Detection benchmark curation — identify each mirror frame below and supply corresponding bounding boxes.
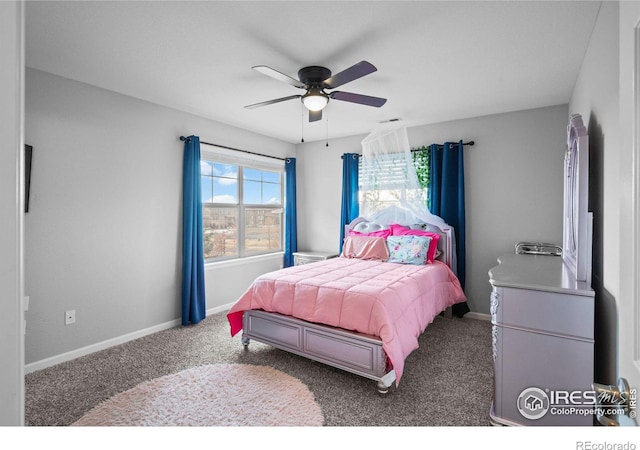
[562,114,592,283]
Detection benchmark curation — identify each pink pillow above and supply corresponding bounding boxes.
[341,236,390,261]
[389,224,440,262]
[348,228,391,239]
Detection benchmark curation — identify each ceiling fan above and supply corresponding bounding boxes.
[244,60,387,122]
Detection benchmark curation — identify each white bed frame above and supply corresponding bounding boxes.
[240,214,456,393]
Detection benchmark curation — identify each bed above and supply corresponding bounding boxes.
[227,212,467,393]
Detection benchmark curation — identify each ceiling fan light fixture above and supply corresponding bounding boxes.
[302,91,329,111]
[246,62,386,123]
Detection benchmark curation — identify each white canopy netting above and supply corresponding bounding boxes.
[359,124,446,228]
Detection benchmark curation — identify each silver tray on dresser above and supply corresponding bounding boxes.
[515,242,562,256]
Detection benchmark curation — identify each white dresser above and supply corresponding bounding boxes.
[489,253,595,426]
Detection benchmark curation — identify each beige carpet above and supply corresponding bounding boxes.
[71,363,324,426]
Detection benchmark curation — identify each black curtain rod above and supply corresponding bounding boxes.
[342,141,475,158]
[179,136,288,162]
[411,141,475,152]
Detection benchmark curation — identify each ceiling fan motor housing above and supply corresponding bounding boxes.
[298,66,332,87]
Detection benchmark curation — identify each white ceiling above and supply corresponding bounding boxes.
[25,1,602,144]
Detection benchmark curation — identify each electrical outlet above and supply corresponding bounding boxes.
[65,310,76,325]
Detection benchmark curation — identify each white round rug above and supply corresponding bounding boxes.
[72,364,324,426]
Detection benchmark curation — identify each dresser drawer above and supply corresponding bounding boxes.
[493,286,594,340]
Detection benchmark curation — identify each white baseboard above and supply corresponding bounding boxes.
[464,311,491,321]
[25,302,235,374]
[25,302,488,373]
[206,302,234,317]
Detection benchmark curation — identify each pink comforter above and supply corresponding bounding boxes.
[227,257,466,383]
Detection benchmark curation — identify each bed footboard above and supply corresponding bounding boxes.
[241,310,396,393]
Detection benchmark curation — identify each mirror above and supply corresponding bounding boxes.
[562,114,592,283]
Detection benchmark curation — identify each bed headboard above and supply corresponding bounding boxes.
[345,214,456,271]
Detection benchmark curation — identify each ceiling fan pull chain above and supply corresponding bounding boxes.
[326,112,329,147]
[300,103,305,143]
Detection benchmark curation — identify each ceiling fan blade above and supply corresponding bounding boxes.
[252,66,306,89]
[244,95,301,109]
[309,109,322,122]
[329,91,387,107]
[322,61,377,89]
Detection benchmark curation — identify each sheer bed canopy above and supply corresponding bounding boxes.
[356,124,470,317]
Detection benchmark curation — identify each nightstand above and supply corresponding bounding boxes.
[293,251,339,266]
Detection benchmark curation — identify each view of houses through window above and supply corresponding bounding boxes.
[201,157,283,261]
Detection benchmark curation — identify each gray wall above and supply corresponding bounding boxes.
[24,68,295,367]
[568,1,619,385]
[296,134,365,254]
[297,104,568,315]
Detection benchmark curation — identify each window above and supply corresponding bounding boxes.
[200,151,284,261]
[357,147,430,212]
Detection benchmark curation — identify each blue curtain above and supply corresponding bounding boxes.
[429,141,470,318]
[340,153,360,252]
[283,158,298,268]
[181,135,206,326]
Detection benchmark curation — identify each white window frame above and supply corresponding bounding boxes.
[201,145,284,262]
